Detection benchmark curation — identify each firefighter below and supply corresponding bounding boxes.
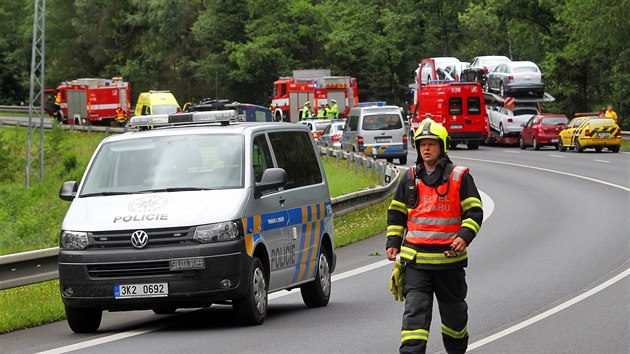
[330,99,339,118]
[54,91,63,123]
[386,118,483,354]
[301,101,312,120]
[116,107,126,126]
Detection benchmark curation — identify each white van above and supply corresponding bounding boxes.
[341,104,408,164]
[57,111,335,332]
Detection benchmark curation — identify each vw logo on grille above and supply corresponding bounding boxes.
[131,230,149,249]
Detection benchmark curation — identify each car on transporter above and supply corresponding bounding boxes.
[57,111,336,333]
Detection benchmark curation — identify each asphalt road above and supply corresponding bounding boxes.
[1,144,628,354]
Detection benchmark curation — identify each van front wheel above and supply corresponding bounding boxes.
[300,248,331,308]
[65,305,102,333]
[234,257,267,325]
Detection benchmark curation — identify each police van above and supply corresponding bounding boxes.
[57,111,335,333]
[341,103,408,165]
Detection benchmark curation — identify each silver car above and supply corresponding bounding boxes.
[487,104,539,137]
[487,61,545,98]
[461,55,512,90]
[318,121,345,148]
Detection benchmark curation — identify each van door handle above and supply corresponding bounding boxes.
[279,198,285,204]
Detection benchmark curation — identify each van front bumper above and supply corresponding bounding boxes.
[59,240,250,310]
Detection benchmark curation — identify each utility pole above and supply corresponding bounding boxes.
[26,0,46,187]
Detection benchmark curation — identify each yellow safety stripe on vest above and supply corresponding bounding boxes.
[388,199,408,215]
[460,196,482,212]
[408,217,461,225]
[387,225,405,238]
[401,328,429,342]
[400,246,468,264]
[451,165,467,181]
[441,323,467,339]
[461,218,480,234]
[406,230,458,240]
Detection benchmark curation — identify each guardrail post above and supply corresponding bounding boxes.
[354,155,359,174]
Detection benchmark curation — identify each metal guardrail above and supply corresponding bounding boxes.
[0,148,401,290]
[0,118,128,133]
[0,105,33,113]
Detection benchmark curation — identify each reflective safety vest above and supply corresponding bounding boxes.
[301,106,312,119]
[400,165,469,266]
[116,108,125,122]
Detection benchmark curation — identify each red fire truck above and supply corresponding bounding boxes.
[45,77,131,125]
[408,81,488,150]
[270,69,359,122]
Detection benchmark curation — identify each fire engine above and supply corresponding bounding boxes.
[408,81,487,150]
[270,69,359,123]
[45,77,131,125]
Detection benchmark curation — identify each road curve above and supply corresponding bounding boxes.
[0,145,628,353]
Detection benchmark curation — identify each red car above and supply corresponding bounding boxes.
[519,114,569,150]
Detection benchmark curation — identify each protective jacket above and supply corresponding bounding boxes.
[386,160,483,269]
[301,106,312,119]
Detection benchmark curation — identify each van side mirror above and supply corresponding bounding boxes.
[255,168,288,198]
[59,181,78,201]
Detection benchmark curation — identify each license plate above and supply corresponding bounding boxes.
[596,132,610,138]
[551,138,558,143]
[450,124,463,129]
[114,283,168,299]
[170,257,205,271]
[375,137,391,143]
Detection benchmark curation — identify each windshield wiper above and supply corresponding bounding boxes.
[80,191,133,198]
[137,187,214,193]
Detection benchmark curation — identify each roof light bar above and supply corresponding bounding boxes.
[129,110,238,128]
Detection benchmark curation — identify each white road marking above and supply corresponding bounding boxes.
[40,159,628,353]
[503,150,520,153]
[593,159,610,163]
[468,268,630,350]
[548,154,564,158]
[452,156,630,192]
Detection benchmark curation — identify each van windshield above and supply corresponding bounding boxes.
[361,114,403,130]
[151,104,179,115]
[80,134,244,196]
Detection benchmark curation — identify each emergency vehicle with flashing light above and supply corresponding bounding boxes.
[408,81,487,150]
[270,69,359,123]
[57,110,336,333]
[45,77,131,125]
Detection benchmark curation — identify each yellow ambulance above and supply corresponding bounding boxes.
[134,90,181,116]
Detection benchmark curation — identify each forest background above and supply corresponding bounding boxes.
[0,0,628,129]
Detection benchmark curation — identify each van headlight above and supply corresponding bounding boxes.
[193,220,243,243]
[60,231,89,250]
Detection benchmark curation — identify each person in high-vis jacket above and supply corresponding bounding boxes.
[386,118,483,354]
[301,101,312,120]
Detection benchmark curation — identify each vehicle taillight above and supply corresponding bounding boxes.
[508,118,513,123]
[403,134,408,144]
[584,129,590,136]
[616,130,621,137]
[358,136,364,146]
[331,135,340,142]
[482,67,489,73]
[508,75,514,80]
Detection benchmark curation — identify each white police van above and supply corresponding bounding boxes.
[58,111,335,333]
